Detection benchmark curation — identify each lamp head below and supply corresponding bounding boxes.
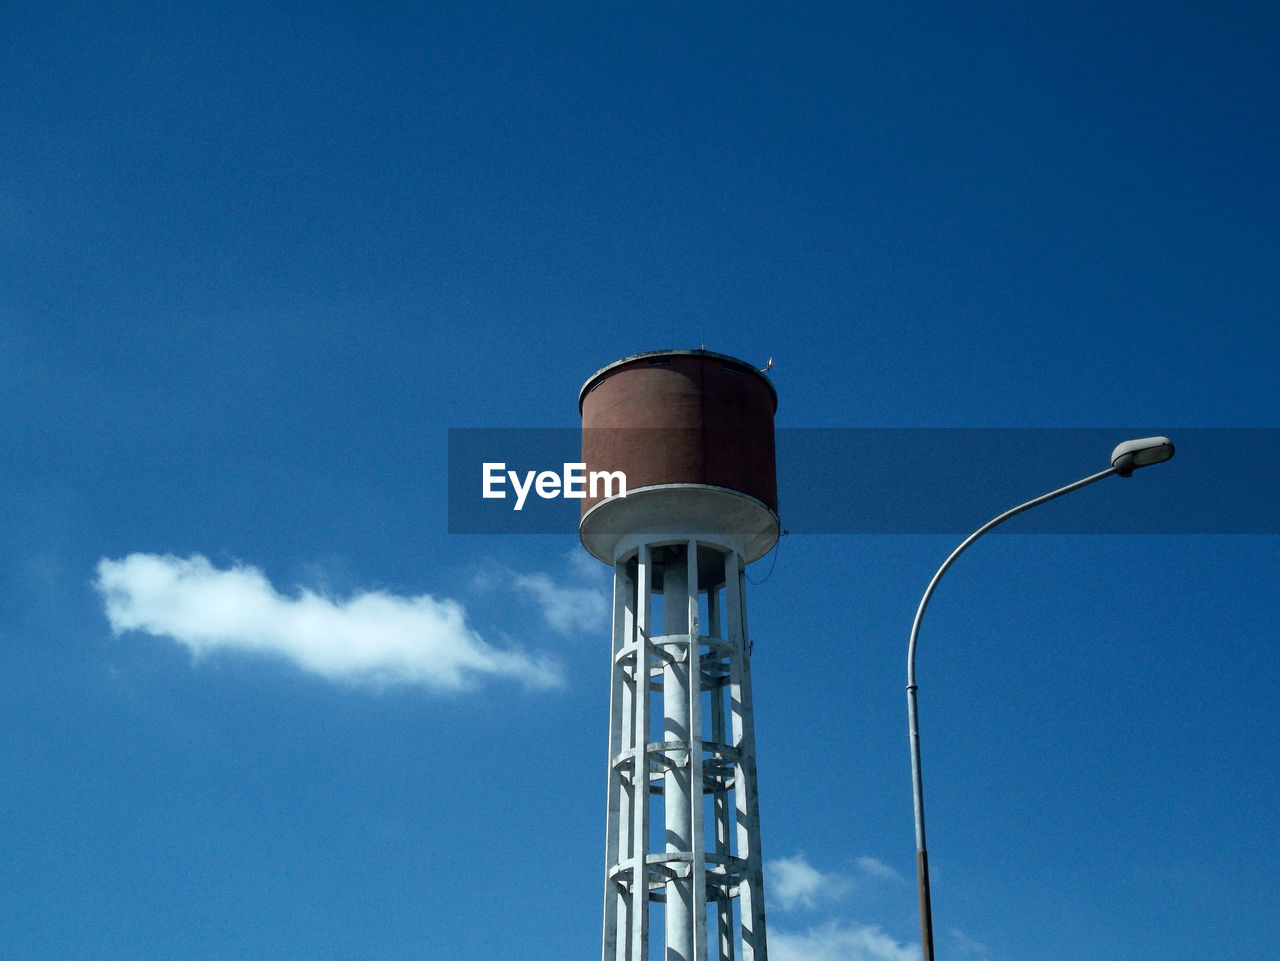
[1110,436,1175,477]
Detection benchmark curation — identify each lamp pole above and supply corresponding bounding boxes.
[907,436,1174,961]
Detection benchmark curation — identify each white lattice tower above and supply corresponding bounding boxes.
[579,350,778,961]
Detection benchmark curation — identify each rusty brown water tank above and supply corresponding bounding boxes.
[578,349,779,563]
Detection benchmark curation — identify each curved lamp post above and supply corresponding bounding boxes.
[907,436,1174,961]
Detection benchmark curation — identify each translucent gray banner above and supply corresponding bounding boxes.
[448,429,1279,534]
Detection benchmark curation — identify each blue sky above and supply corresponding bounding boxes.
[2,2,1276,960]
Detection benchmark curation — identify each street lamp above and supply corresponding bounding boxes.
[906,436,1174,961]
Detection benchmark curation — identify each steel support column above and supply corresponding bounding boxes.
[602,532,769,961]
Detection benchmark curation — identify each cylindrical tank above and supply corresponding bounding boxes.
[578,349,779,563]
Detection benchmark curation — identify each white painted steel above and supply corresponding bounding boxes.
[580,486,780,565]
[663,546,695,961]
[601,528,769,961]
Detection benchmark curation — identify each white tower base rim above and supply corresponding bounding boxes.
[580,484,780,565]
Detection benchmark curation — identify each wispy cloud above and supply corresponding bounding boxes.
[949,927,991,958]
[489,550,610,636]
[767,853,923,961]
[855,855,906,884]
[768,853,853,910]
[95,553,561,691]
[769,920,918,961]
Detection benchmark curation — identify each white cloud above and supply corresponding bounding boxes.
[508,550,611,636]
[769,920,918,961]
[768,853,853,910]
[949,927,990,958]
[767,854,969,961]
[855,855,906,884]
[95,553,561,691]
[512,571,608,635]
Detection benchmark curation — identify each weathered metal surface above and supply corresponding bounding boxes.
[578,350,778,518]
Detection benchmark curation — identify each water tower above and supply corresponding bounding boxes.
[579,349,778,961]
